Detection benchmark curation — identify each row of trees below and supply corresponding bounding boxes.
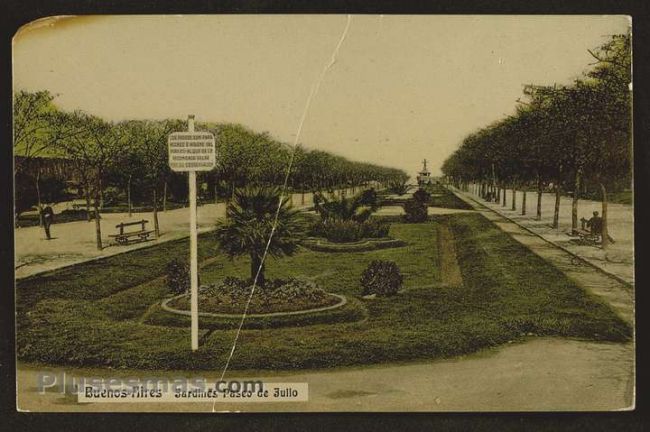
[13,92,408,249]
[442,34,631,248]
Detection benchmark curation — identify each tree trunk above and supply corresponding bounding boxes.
[99,177,104,209]
[127,175,132,217]
[511,188,516,211]
[536,175,543,221]
[502,186,507,207]
[301,186,305,205]
[214,184,218,204]
[553,185,561,229]
[600,183,609,249]
[35,170,43,227]
[85,183,92,222]
[571,168,582,233]
[93,192,102,250]
[521,190,527,215]
[163,181,168,212]
[251,253,265,287]
[153,188,160,237]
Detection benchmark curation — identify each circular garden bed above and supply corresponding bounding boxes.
[301,237,406,252]
[144,277,366,329]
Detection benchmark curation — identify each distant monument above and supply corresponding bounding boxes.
[417,159,432,186]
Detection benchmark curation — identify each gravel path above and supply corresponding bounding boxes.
[16,338,634,412]
[14,189,352,279]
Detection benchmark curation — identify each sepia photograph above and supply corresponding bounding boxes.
[12,14,634,412]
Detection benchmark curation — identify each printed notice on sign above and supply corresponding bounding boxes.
[168,132,216,172]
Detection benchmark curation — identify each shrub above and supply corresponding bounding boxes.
[102,186,126,207]
[360,260,403,296]
[165,258,190,295]
[314,193,377,222]
[309,219,390,243]
[403,199,428,223]
[412,188,431,204]
[17,208,96,227]
[387,180,410,195]
[363,218,391,238]
[358,188,379,208]
[310,220,364,242]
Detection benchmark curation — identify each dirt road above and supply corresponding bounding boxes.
[16,337,634,412]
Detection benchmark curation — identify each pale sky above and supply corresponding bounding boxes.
[13,15,630,177]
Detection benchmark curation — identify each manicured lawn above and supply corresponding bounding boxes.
[16,213,631,371]
[425,183,474,210]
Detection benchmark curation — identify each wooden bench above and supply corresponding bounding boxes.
[109,219,154,245]
[572,221,615,245]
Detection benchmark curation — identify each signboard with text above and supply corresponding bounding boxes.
[168,132,216,172]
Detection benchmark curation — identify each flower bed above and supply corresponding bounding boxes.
[144,295,365,330]
[309,219,390,243]
[301,237,406,253]
[167,277,339,314]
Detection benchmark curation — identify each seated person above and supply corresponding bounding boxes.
[586,211,603,238]
[586,211,615,243]
[587,212,603,238]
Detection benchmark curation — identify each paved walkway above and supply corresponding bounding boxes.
[15,203,226,279]
[451,187,634,326]
[463,185,634,285]
[16,337,634,412]
[14,189,353,279]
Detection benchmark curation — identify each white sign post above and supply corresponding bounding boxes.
[168,115,216,351]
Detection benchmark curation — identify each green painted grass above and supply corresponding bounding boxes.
[16,213,630,371]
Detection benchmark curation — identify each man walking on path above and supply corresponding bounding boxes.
[41,206,54,240]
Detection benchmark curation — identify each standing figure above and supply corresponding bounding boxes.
[41,205,55,240]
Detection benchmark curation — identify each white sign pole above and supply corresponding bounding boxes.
[188,115,199,351]
[167,117,215,351]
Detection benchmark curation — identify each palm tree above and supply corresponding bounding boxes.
[313,190,379,222]
[215,187,304,286]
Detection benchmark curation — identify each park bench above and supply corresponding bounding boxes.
[109,219,154,245]
[570,217,615,246]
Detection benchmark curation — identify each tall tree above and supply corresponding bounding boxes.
[55,112,124,249]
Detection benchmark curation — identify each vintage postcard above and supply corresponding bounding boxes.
[12,15,634,412]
